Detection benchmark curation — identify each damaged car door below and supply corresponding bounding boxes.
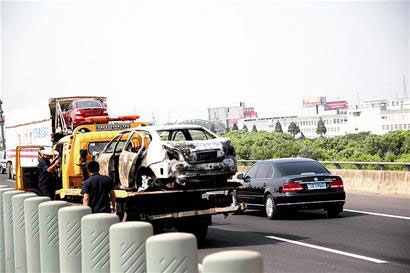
[96,134,125,184]
[118,131,148,189]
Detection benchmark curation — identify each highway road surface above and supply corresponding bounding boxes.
[1,174,409,273]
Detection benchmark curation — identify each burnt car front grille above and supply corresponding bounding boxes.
[196,151,218,162]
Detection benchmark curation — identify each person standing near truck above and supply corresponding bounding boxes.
[38,147,60,199]
[81,161,116,213]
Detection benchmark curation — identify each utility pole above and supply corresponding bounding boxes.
[0,100,5,150]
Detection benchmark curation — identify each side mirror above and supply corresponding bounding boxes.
[237,173,244,180]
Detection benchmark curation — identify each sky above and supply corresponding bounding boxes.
[1,0,409,123]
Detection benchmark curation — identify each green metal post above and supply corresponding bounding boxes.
[202,250,263,273]
[12,192,36,273]
[3,190,23,272]
[146,232,198,273]
[58,206,91,273]
[109,221,153,273]
[0,188,13,273]
[39,200,69,273]
[81,213,119,273]
[24,196,50,273]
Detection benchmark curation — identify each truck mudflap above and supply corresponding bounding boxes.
[141,203,247,221]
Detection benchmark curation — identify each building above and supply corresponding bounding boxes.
[207,102,258,128]
[237,98,410,137]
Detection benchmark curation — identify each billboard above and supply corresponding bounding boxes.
[303,96,326,107]
[325,101,348,111]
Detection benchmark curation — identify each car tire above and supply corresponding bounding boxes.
[326,205,343,218]
[265,194,281,220]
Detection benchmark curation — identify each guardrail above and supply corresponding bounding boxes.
[238,160,410,171]
[0,186,264,273]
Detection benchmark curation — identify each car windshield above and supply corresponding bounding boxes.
[157,128,216,141]
[76,100,102,108]
[276,161,329,176]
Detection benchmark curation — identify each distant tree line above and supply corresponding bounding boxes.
[219,130,410,170]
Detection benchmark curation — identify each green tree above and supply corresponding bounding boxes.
[225,126,230,132]
[242,125,249,132]
[299,132,306,139]
[316,117,327,136]
[232,123,239,131]
[287,122,300,137]
[274,121,283,133]
[252,125,258,132]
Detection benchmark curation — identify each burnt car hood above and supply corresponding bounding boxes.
[163,139,231,163]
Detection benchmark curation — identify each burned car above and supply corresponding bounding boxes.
[95,125,237,191]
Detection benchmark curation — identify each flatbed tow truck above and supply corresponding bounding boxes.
[14,117,245,240]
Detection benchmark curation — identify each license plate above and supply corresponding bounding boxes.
[307,182,327,190]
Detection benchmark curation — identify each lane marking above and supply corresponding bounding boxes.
[266,235,388,264]
[344,209,410,220]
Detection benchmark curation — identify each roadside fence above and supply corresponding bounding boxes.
[238,160,410,171]
[0,187,264,273]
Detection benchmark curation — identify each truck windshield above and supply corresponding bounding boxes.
[89,142,110,154]
[77,100,102,108]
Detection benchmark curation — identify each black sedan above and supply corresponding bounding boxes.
[236,158,346,219]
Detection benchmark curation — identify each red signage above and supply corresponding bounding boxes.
[303,96,326,107]
[325,101,348,111]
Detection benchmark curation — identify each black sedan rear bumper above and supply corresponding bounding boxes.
[275,191,346,210]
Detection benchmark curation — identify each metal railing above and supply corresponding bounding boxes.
[238,160,410,171]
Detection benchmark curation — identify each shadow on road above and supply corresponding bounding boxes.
[200,227,309,249]
[239,208,364,220]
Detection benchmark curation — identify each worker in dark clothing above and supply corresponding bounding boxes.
[38,147,60,200]
[81,161,116,213]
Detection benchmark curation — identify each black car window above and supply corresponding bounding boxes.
[246,165,259,178]
[276,161,329,176]
[255,163,272,178]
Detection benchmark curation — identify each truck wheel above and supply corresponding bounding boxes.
[265,194,281,220]
[176,216,209,243]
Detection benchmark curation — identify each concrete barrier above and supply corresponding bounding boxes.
[202,250,263,273]
[1,196,264,273]
[237,166,410,196]
[3,190,23,272]
[330,169,410,196]
[24,196,50,273]
[146,232,198,273]
[58,206,91,273]
[12,192,37,273]
[81,213,119,273]
[39,200,69,273]
[0,188,13,273]
[109,222,153,273]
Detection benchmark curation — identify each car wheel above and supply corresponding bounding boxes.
[326,205,343,218]
[265,194,281,220]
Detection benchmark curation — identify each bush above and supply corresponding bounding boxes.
[222,130,410,170]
